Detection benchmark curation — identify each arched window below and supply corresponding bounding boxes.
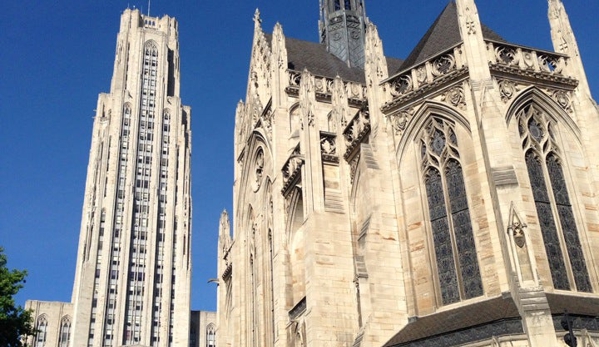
[35,316,48,347]
[344,0,352,10]
[206,324,216,347]
[420,117,483,305]
[518,103,592,292]
[59,316,71,347]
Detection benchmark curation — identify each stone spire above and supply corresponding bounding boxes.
[548,0,591,96]
[319,0,368,68]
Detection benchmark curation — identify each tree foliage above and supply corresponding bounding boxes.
[0,247,35,347]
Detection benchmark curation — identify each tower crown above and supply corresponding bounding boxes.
[319,0,367,68]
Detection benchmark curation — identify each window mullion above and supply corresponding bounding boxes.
[441,164,465,300]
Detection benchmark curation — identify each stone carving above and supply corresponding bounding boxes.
[384,48,464,112]
[349,154,360,184]
[492,42,568,78]
[253,149,265,192]
[497,79,518,103]
[549,89,573,113]
[344,108,370,146]
[281,145,303,195]
[320,132,338,163]
[508,219,527,248]
[442,86,466,109]
[389,107,415,136]
[343,106,370,160]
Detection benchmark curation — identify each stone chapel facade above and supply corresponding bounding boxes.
[216,0,599,346]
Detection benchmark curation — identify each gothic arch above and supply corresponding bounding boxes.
[59,316,72,347]
[34,314,49,347]
[237,131,273,209]
[396,101,471,162]
[507,93,593,292]
[505,87,581,144]
[144,40,159,52]
[395,106,484,309]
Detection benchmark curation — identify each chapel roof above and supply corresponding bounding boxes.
[278,35,403,83]
[398,2,506,71]
[268,1,509,84]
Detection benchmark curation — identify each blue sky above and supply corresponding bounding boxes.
[1,1,597,312]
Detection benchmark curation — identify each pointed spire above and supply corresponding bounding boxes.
[254,8,262,31]
[455,0,492,82]
[319,0,368,68]
[548,0,591,95]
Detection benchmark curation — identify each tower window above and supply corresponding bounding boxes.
[420,117,483,305]
[35,316,48,347]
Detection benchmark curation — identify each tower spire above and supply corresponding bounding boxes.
[548,0,591,96]
[319,0,368,68]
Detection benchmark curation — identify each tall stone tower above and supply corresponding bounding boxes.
[217,0,599,346]
[319,0,367,67]
[69,8,192,347]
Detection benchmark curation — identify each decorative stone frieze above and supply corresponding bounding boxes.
[281,144,304,196]
[382,46,469,113]
[343,106,371,160]
[320,131,338,163]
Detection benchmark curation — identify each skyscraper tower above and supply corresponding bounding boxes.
[69,8,192,347]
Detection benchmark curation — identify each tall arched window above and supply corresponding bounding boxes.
[59,316,71,347]
[344,0,352,10]
[420,117,483,305]
[35,316,48,347]
[518,103,592,292]
[206,324,216,347]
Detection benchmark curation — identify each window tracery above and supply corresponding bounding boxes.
[518,103,592,292]
[59,317,72,347]
[35,315,48,347]
[420,117,483,305]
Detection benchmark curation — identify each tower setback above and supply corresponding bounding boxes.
[26,9,193,347]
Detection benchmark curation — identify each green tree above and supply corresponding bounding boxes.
[0,247,35,347]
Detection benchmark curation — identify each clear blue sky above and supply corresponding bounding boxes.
[1,1,597,312]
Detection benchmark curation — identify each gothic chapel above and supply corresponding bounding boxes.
[216,0,599,346]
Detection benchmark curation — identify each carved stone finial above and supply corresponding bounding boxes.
[253,8,262,26]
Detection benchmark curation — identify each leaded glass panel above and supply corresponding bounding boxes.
[526,152,569,290]
[547,155,592,292]
[446,161,483,299]
[426,168,459,305]
[421,117,483,306]
[518,102,592,293]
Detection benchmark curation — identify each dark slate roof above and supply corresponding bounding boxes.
[383,296,521,347]
[266,34,404,83]
[399,2,505,71]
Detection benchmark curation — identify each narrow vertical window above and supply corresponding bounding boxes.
[35,316,48,347]
[344,0,352,10]
[206,324,216,347]
[334,0,341,11]
[421,117,483,305]
[518,103,592,292]
[59,317,72,347]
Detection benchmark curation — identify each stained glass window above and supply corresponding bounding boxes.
[421,117,483,305]
[518,103,592,292]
